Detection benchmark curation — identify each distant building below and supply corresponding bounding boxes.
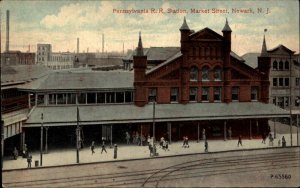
[36,44,52,65]
[1,51,35,65]
[36,44,74,70]
[243,44,300,115]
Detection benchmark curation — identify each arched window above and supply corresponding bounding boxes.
[202,66,209,81]
[279,61,284,70]
[273,61,278,70]
[190,66,198,81]
[285,61,289,70]
[214,67,222,81]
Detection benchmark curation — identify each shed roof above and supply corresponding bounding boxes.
[17,70,134,91]
[24,102,289,127]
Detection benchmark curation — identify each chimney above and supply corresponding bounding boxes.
[77,38,79,53]
[102,34,104,53]
[6,10,9,52]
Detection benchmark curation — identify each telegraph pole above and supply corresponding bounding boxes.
[152,100,156,146]
[40,113,43,166]
[76,107,80,163]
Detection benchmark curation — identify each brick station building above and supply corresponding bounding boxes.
[9,18,289,151]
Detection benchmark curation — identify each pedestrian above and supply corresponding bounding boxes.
[27,155,32,168]
[278,139,281,147]
[204,140,208,152]
[237,135,242,147]
[13,147,18,160]
[114,144,118,159]
[23,144,28,158]
[186,136,189,148]
[262,132,266,144]
[228,127,232,140]
[182,136,186,148]
[269,134,274,146]
[160,137,164,148]
[202,129,206,141]
[101,141,107,154]
[149,144,153,157]
[91,141,95,154]
[282,136,286,147]
[125,132,130,145]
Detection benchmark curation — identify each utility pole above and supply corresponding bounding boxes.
[289,54,293,146]
[76,107,80,163]
[40,113,43,166]
[152,99,156,146]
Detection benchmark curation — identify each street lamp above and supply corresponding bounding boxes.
[40,113,43,166]
[152,98,156,146]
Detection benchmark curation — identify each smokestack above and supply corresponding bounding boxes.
[77,38,79,53]
[102,34,104,53]
[6,10,9,52]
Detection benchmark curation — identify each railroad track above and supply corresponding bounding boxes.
[3,150,300,187]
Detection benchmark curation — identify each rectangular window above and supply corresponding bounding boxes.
[277,97,284,108]
[106,92,115,103]
[279,78,284,86]
[57,93,67,104]
[251,87,258,101]
[48,94,56,105]
[296,78,300,86]
[116,92,125,103]
[295,97,300,107]
[214,87,222,101]
[201,87,209,101]
[148,88,157,102]
[78,93,86,104]
[125,91,133,103]
[273,78,277,87]
[189,87,198,101]
[37,95,45,105]
[87,93,96,104]
[67,93,76,104]
[273,97,276,105]
[284,78,289,87]
[170,88,179,102]
[97,93,105,103]
[232,87,239,101]
[284,96,289,108]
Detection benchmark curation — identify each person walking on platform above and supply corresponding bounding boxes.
[125,132,130,145]
[204,140,208,152]
[237,135,242,147]
[114,144,118,159]
[282,136,286,147]
[101,141,107,154]
[91,141,95,154]
[27,155,32,168]
[13,147,18,160]
[228,127,232,140]
[262,132,266,144]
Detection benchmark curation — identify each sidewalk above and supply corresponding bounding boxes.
[3,132,299,170]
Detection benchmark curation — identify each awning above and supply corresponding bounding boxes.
[2,109,28,126]
[23,102,290,127]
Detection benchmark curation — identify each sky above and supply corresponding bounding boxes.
[0,0,299,56]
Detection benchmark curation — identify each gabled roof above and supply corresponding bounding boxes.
[123,47,180,62]
[189,27,224,41]
[242,53,261,69]
[146,51,182,74]
[268,44,295,54]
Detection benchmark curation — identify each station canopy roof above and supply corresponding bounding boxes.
[24,102,289,127]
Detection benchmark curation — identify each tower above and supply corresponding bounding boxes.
[257,29,271,103]
[222,18,232,103]
[133,32,147,107]
[179,17,191,104]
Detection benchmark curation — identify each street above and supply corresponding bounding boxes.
[2,147,300,187]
